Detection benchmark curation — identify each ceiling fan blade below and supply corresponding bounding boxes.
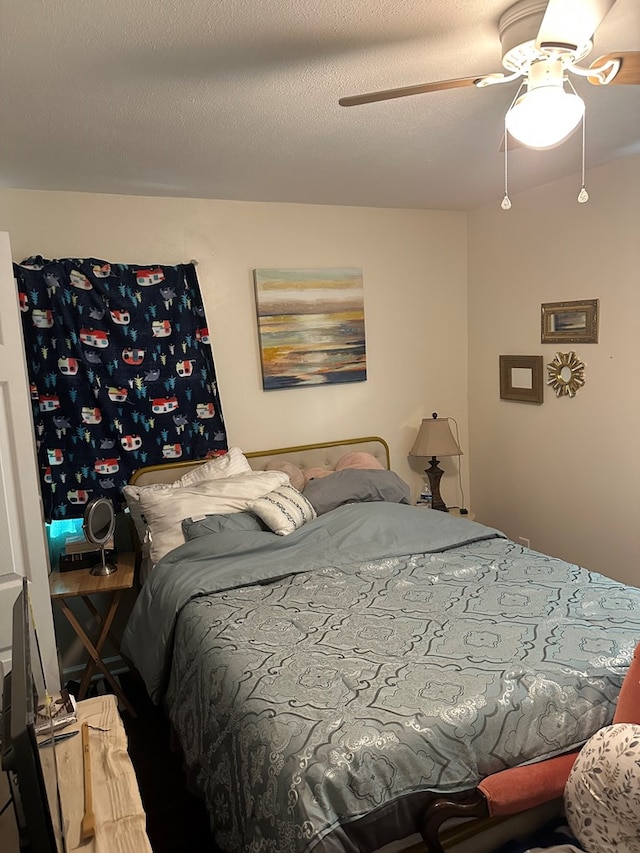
[536,0,616,51]
[339,75,480,107]
[588,51,640,84]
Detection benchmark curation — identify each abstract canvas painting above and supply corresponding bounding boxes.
[253,268,367,390]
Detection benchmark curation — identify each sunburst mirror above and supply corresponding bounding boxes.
[546,351,585,398]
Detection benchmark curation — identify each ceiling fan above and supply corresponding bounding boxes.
[339,0,640,150]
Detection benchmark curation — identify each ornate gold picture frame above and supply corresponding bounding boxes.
[499,355,544,404]
[541,299,599,344]
[546,351,586,398]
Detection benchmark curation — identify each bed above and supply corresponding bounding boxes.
[120,437,640,853]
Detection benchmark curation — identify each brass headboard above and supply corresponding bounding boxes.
[129,436,390,487]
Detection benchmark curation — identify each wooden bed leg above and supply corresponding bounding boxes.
[420,790,488,853]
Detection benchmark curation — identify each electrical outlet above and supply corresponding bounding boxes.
[518,536,530,549]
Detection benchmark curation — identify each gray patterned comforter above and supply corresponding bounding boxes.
[122,503,640,853]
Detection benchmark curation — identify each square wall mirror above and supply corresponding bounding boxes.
[499,355,543,404]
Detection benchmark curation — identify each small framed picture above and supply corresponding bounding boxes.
[541,299,599,344]
[499,355,544,404]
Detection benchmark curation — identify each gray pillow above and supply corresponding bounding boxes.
[302,469,410,515]
[182,511,270,540]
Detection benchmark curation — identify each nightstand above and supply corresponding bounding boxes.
[49,551,137,717]
[447,507,476,521]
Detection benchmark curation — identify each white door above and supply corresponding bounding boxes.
[0,231,59,690]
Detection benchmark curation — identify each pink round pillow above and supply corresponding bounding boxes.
[303,467,333,487]
[335,451,385,471]
[265,460,305,492]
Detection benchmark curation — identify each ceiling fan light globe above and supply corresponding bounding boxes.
[505,86,585,149]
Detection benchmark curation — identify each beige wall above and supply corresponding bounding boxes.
[0,190,471,669]
[0,189,470,506]
[468,155,640,586]
[1,162,637,669]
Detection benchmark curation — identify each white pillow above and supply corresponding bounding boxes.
[179,447,252,486]
[139,470,289,565]
[249,483,317,536]
[123,446,252,541]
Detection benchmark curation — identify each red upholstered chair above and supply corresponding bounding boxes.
[420,641,640,853]
[478,640,640,816]
[613,640,640,724]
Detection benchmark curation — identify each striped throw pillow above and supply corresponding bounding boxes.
[250,483,316,535]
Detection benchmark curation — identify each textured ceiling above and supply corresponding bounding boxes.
[0,0,638,210]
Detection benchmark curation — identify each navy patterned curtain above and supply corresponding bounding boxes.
[15,257,227,521]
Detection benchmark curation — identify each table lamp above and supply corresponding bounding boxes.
[409,413,462,512]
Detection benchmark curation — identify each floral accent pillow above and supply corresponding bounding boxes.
[564,723,640,853]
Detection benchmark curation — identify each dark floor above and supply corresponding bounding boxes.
[77,674,222,853]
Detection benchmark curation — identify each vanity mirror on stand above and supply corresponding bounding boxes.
[83,498,117,576]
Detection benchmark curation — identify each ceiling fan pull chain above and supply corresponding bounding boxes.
[567,77,589,204]
[578,107,589,204]
[501,82,525,210]
[501,129,512,210]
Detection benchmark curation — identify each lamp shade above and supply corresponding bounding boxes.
[505,86,585,149]
[409,417,462,459]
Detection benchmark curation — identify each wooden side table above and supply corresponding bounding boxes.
[49,552,137,717]
[447,507,476,520]
[415,505,476,521]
